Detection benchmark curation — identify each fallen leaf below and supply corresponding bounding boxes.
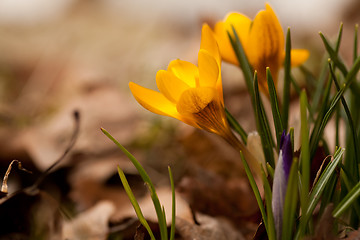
[63,200,116,240]
[176,213,246,240]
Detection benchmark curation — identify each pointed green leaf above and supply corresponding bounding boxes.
[168,166,176,240]
[239,151,269,234]
[267,68,284,150]
[226,108,247,144]
[282,28,291,131]
[254,73,275,167]
[300,90,310,217]
[262,167,276,240]
[102,128,168,240]
[282,158,299,240]
[118,167,156,240]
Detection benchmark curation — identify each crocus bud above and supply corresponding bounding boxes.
[272,131,293,239]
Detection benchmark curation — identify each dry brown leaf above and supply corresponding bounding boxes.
[178,167,259,226]
[176,213,246,240]
[63,200,116,240]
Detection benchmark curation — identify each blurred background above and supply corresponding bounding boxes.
[0,0,359,239]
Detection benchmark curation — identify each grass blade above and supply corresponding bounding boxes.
[102,128,168,240]
[118,167,156,240]
[333,181,360,218]
[254,73,275,167]
[239,151,269,234]
[267,67,284,150]
[300,90,310,221]
[319,31,348,76]
[329,61,359,180]
[266,162,274,180]
[228,26,255,105]
[335,22,343,54]
[225,108,247,144]
[282,158,299,240]
[337,168,360,218]
[282,28,291,131]
[295,148,345,239]
[168,166,176,240]
[262,167,276,240]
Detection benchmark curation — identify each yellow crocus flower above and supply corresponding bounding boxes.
[129,24,245,151]
[214,3,309,94]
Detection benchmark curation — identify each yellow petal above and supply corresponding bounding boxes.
[129,82,180,119]
[246,4,284,70]
[177,87,228,135]
[167,59,198,88]
[289,49,310,67]
[156,70,190,103]
[214,13,251,65]
[176,87,216,115]
[224,12,251,43]
[198,49,219,89]
[200,24,221,65]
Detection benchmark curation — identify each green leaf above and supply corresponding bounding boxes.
[282,158,299,240]
[225,108,247,144]
[319,31,348,76]
[295,148,345,239]
[336,168,360,218]
[310,54,360,159]
[168,166,176,240]
[267,67,284,150]
[333,181,360,218]
[266,162,274,180]
[239,151,269,234]
[228,26,255,105]
[319,169,338,215]
[102,128,168,240]
[282,28,291,131]
[335,22,343,54]
[118,167,156,240]
[300,90,310,218]
[329,61,359,181]
[262,167,276,240]
[254,73,275,168]
[309,75,332,158]
[308,148,344,215]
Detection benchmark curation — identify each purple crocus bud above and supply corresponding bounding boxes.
[272,131,293,240]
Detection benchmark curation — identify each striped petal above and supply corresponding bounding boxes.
[246,4,284,69]
[246,4,284,92]
[176,87,216,115]
[214,12,251,65]
[156,70,191,103]
[198,49,219,89]
[201,24,221,66]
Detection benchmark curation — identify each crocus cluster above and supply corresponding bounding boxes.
[129,4,307,162]
[129,25,245,151]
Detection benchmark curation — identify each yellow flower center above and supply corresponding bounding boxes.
[177,87,229,134]
[177,87,216,115]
